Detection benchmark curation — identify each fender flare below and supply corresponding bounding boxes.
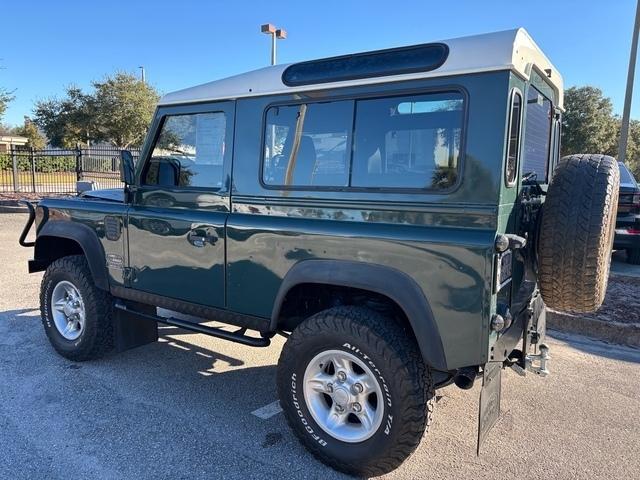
[35,221,110,291]
[270,259,448,370]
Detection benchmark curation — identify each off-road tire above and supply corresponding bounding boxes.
[277,306,434,477]
[40,255,115,361]
[538,154,620,313]
[627,248,640,265]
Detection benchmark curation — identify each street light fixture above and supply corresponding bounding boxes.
[261,23,287,65]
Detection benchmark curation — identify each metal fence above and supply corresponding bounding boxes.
[0,145,140,194]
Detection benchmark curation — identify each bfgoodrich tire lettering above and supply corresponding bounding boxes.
[277,306,434,477]
[40,255,115,361]
[538,154,620,313]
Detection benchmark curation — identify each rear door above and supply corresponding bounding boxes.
[127,101,234,308]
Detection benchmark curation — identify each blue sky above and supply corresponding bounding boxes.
[1,0,639,126]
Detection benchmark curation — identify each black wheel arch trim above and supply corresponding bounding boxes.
[34,221,110,291]
[270,259,448,370]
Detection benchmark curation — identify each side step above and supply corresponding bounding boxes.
[114,301,271,348]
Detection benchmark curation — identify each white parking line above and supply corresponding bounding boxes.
[251,400,282,419]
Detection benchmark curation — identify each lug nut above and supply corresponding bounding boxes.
[351,402,362,413]
[335,404,345,413]
[336,371,346,383]
[352,383,363,394]
[326,383,334,393]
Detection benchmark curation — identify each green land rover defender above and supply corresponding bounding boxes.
[19,28,619,476]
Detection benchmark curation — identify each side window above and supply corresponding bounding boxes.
[351,92,463,189]
[143,112,227,189]
[263,101,353,187]
[505,90,522,186]
[522,85,552,181]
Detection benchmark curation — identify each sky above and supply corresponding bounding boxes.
[2,0,639,126]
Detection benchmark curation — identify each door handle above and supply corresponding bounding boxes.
[187,229,217,247]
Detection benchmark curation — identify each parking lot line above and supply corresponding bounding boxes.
[251,400,283,419]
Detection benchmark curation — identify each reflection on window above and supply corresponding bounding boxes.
[522,86,552,181]
[505,91,522,185]
[263,102,352,186]
[352,93,463,189]
[143,112,226,188]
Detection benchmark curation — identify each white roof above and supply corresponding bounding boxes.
[159,28,563,108]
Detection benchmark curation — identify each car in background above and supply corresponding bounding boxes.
[614,162,640,264]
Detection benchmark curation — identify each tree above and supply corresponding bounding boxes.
[32,72,159,149]
[0,87,14,122]
[92,72,159,148]
[14,118,46,149]
[561,86,618,158]
[33,86,98,148]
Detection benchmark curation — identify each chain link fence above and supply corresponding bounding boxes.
[0,145,140,194]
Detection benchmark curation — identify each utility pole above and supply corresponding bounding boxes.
[139,66,146,83]
[619,0,640,163]
[261,23,287,65]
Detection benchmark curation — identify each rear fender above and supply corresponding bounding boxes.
[270,259,448,371]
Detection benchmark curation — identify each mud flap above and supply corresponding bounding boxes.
[477,361,502,454]
[114,303,158,353]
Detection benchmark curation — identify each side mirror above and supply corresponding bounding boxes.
[120,150,135,185]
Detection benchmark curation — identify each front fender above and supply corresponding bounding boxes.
[34,221,109,291]
[270,259,448,371]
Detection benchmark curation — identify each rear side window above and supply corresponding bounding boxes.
[505,90,522,186]
[143,112,227,189]
[261,91,464,191]
[263,101,353,187]
[522,85,552,181]
[352,92,463,189]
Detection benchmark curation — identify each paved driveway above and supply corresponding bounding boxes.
[1,212,639,479]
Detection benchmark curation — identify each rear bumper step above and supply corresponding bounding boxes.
[114,301,271,348]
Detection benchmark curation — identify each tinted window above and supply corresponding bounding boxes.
[522,86,552,181]
[263,101,353,187]
[282,43,448,86]
[351,92,463,189]
[505,91,522,186]
[143,112,226,188]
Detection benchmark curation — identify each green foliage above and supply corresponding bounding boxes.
[561,86,618,158]
[0,87,14,122]
[33,86,98,148]
[0,153,76,172]
[33,72,159,149]
[562,86,640,179]
[13,119,47,149]
[92,72,159,148]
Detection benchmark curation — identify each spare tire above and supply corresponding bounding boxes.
[538,154,619,313]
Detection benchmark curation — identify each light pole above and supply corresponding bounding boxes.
[261,23,287,65]
[139,66,146,84]
[619,0,640,163]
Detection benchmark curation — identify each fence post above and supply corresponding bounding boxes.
[30,147,36,193]
[10,144,19,193]
[75,143,82,182]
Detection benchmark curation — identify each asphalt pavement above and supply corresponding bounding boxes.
[1,212,639,479]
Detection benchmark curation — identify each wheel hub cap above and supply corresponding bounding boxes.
[303,349,384,443]
[51,280,85,341]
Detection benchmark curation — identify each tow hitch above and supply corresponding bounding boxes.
[506,344,551,377]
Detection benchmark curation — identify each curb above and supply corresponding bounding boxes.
[547,311,640,348]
